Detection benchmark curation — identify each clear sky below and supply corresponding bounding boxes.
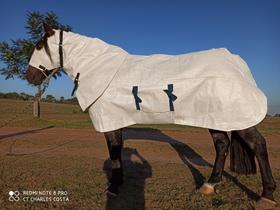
[0,0,279,114]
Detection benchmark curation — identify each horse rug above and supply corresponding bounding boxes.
[68,36,266,132]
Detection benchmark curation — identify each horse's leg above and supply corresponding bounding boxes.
[200,129,230,194]
[104,128,123,196]
[235,127,277,205]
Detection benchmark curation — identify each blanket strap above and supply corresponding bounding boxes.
[71,73,80,96]
[164,84,177,111]
[132,86,142,110]
[59,30,64,68]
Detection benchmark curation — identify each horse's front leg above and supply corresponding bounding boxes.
[200,129,230,194]
[104,128,123,196]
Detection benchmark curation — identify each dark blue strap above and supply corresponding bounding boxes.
[163,84,177,111]
[132,86,142,110]
[71,73,80,96]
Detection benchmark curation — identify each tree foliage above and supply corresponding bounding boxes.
[45,94,56,103]
[0,91,34,100]
[0,11,72,80]
[0,91,79,104]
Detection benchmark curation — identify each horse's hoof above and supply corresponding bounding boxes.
[106,183,119,196]
[199,183,215,195]
[106,190,118,197]
[255,197,277,210]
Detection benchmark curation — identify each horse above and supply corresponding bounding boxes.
[26,23,277,208]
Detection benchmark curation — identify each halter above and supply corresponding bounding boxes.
[37,30,79,97]
[38,30,64,77]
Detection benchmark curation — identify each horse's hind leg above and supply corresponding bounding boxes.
[236,127,277,205]
[200,129,230,194]
[104,128,123,196]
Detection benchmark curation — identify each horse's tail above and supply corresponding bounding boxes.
[230,131,257,175]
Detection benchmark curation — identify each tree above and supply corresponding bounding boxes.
[0,11,72,117]
[20,92,34,101]
[45,94,56,103]
[59,96,65,103]
[65,97,78,104]
[4,92,20,100]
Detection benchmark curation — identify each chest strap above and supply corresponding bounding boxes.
[71,73,80,96]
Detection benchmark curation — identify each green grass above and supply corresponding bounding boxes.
[1,99,280,133]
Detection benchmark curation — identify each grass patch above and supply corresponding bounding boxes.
[1,99,280,133]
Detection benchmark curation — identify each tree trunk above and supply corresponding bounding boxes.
[230,131,256,175]
[33,85,41,118]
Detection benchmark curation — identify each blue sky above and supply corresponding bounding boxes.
[0,0,279,114]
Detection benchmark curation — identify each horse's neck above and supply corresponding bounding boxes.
[62,31,109,79]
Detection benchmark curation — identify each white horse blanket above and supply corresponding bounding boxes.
[61,32,267,132]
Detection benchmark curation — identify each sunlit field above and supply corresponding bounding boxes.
[0,99,279,209]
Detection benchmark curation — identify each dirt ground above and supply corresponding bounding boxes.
[0,126,279,210]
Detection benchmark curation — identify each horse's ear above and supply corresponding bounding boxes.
[43,22,55,37]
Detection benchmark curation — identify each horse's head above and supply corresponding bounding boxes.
[26,23,62,85]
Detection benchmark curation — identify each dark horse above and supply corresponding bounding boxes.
[26,23,277,208]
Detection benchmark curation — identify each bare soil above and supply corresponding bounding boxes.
[0,126,279,209]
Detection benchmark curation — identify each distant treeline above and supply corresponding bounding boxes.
[1,91,280,117]
[0,92,78,104]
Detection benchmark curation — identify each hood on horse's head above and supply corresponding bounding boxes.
[29,29,61,71]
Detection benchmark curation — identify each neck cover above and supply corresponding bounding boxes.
[62,33,267,132]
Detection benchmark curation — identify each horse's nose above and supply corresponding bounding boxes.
[25,68,32,83]
[26,66,37,84]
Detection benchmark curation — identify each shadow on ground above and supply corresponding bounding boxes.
[0,126,54,140]
[103,127,260,209]
[0,126,77,156]
[104,147,152,210]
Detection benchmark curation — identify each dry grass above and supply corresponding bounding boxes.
[1,99,280,133]
[0,99,280,209]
